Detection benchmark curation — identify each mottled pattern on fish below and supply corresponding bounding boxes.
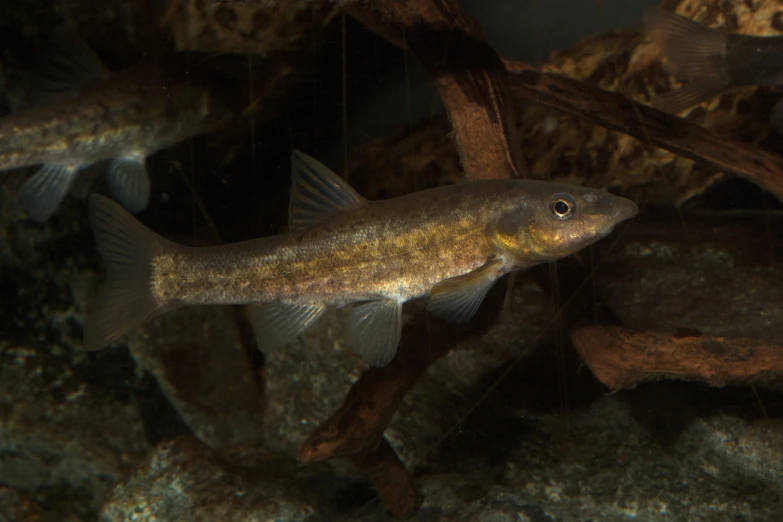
[0,26,234,222]
[84,150,638,367]
[0,64,222,170]
[153,181,515,307]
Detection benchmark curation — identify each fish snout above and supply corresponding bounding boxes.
[612,197,639,221]
[598,196,638,238]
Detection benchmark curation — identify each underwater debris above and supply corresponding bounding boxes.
[572,325,783,392]
[4,0,783,519]
[343,0,525,180]
[297,289,507,465]
[504,59,783,203]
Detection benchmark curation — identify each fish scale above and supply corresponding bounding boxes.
[0,27,232,222]
[84,150,638,368]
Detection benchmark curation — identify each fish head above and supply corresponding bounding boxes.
[491,183,638,264]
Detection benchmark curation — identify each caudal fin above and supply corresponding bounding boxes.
[83,194,166,350]
[644,8,731,113]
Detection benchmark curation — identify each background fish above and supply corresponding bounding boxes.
[644,7,783,131]
[83,150,638,367]
[0,26,234,222]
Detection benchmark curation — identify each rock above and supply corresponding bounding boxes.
[494,396,782,521]
[592,210,783,343]
[385,278,555,468]
[124,306,266,451]
[100,436,318,522]
[0,342,149,516]
[134,394,782,521]
[678,415,783,494]
[0,486,44,522]
[260,276,554,463]
[261,308,365,456]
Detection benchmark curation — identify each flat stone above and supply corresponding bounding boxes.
[0,342,149,514]
[100,436,318,522]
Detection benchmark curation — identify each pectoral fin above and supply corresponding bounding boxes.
[346,298,402,367]
[106,155,150,213]
[246,302,326,354]
[427,258,503,323]
[19,163,80,222]
[288,150,367,232]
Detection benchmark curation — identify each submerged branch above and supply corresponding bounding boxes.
[342,0,525,180]
[301,5,783,517]
[572,325,783,392]
[503,59,783,203]
[350,438,421,518]
[299,282,507,464]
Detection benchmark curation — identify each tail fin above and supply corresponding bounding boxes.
[644,8,731,113]
[83,194,166,350]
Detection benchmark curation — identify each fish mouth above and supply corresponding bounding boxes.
[598,198,639,237]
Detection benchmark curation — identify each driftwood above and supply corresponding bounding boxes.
[299,2,783,518]
[294,1,525,516]
[503,60,783,203]
[299,281,508,517]
[341,0,525,180]
[572,325,783,392]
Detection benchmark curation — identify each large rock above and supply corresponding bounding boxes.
[100,436,319,522]
[0,342,149,516]
[593,210,783,343]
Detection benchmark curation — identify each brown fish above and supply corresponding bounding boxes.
[644,7,783,127]
[0,26,232,222]
[84,151,638,367]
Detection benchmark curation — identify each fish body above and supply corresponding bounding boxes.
[0,27,232,222]
[155,180,552,306]
[644,8,783,121]
[0,64,228,169]
[85,151,638,367]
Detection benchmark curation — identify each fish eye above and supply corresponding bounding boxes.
[550,194,575,220]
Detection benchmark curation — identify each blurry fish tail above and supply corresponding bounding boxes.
[644,8,732,113]
[83,194,169,350]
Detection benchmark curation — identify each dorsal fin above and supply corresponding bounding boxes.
[288,150,366,232]
[31,25,111,104]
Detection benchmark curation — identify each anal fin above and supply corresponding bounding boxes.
[427,258,503,323]
[347,298,402,367]
[19,163,81,222]
[246,302,326,355]
[106,154,150,213]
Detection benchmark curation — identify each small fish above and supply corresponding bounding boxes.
[643,8,783,131]
[84,150,638,367]
[0,26,233,222]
